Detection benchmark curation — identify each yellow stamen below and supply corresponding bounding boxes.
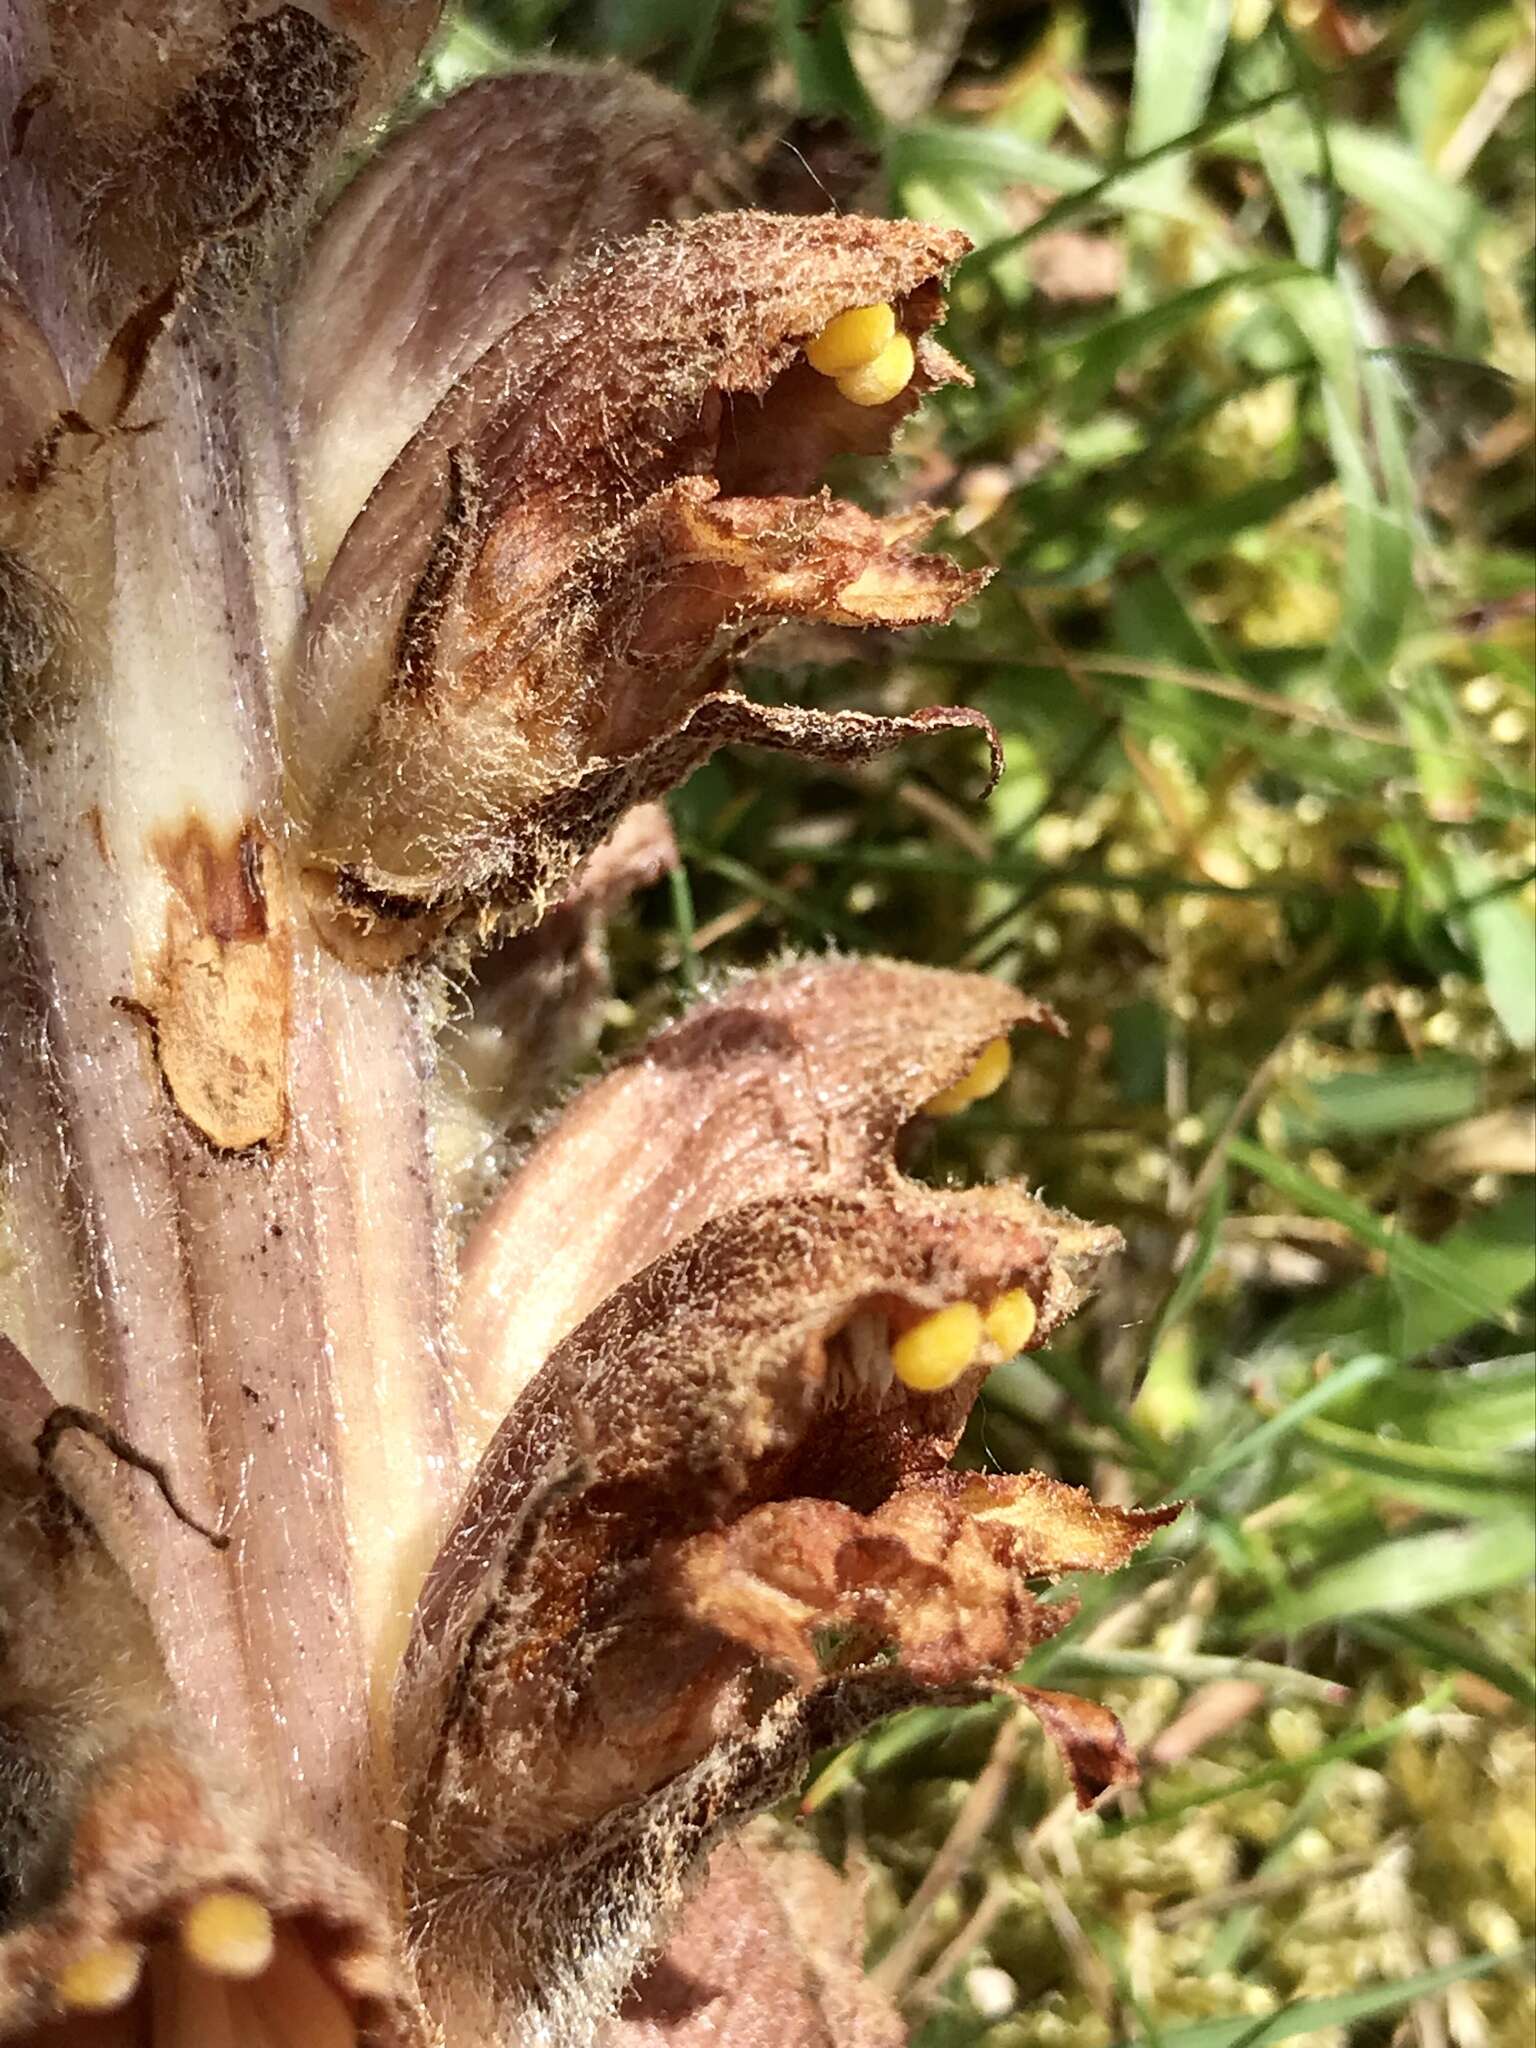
[835,331,916,408]
[891,1302,983,1391]
[984,1288,1038,1356]
[804,302,896,376]
[920,1036,1012,1117]
[181,1890,276,1980]
[58,1940,144,2013]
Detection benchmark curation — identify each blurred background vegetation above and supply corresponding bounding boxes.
[429,4,1534,2042]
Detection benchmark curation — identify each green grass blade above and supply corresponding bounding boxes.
[1125,0,1232,209]
[1174,1350,1392,1499]
[677,840,876,951]
[1046,1646,1346,1703]
[1146,1169,1230,1359]
[1247,1514,1535,1634]
[1274,1057,1483,1143]
[1110,1945,1533,2048]
[1452,847,1536,1050]
[971,84,1304,268]
[1299,1411,1534,1514]
[773,0,881,135]
[891,121,1100,195]
[1352,1610,1536,1716]
[1225,1135,1519,1328]
[1264,1191,1536,1364]
[665,845,700,994]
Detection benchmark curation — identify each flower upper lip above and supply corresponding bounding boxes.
[451,958,1072,1449]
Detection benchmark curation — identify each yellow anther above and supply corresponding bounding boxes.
[835,331,916,408]
[984,1288,1038,1357]
[181,1890,276,1980]
[891,1302,983,1392]
[920,1036,1013,1118]
[805,302,897,377]
[58,1940,144,2013]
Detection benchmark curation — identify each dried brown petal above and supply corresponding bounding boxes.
[666,1494,1061,1690]
[288,65,732,582]
[296,211,991,962]
[135,820,290,1152]
[1011,1685,1141,1808]
[668,1477,1173,1691]
[455,956,1066,1447]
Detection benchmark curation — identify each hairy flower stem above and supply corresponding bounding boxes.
[3,298,456,1877]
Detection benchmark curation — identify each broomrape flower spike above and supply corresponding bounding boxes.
[0,15,1178,2046]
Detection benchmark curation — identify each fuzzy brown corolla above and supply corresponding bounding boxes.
[295,207,995,966]
[403,964,1175,2040]
[0,10,1176,2046]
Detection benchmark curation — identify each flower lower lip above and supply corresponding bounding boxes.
[46,1903,376,2046]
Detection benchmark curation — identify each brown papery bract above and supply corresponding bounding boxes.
[393,960,1174,2041]
[400,1178,1165,2033]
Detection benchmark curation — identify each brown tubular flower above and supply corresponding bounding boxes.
[1,14,1176,2046]
[401,964,1174,2038]
[294,208,994,966]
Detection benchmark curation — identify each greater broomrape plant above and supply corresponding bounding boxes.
[0,8,1177,2044]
